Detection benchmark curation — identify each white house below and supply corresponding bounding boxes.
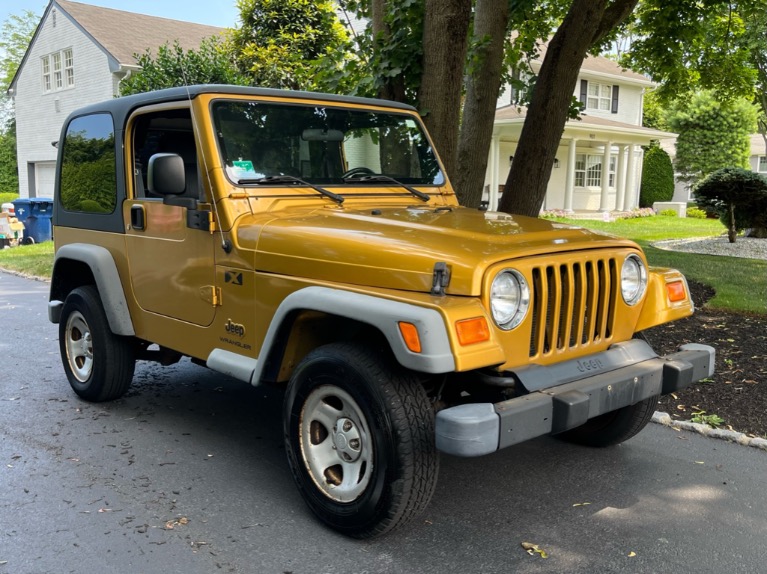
[8,0,222,198]
[487,52,675,213]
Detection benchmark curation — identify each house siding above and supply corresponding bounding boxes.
[14,6,117,197]
[577,77,644,127]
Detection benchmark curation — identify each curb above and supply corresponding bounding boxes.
[652,411,767,451]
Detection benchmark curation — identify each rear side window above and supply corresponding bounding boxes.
[59,113,116,213]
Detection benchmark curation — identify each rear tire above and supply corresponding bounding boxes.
[284,342,438,538]
[59,286,135,402]
[556,396,657,447]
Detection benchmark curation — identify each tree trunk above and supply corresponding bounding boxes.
[728,203,737,243]
[371,0,407,102]
[453,0,510,207]
[498,0,638,217]
[419,0,472,178]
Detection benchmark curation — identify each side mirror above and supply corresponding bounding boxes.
[147,153,185,196]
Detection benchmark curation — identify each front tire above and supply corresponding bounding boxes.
[59,286,135,402]
[556,396,657,447]
[284,342,438,538]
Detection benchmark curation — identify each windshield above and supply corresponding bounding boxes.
[212,100,445,186]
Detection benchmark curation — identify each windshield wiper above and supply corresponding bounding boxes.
[343,175,430,202]
[238,175,344,204]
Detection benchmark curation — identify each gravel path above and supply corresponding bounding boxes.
[653,235,767,260]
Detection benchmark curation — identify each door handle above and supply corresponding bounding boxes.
[130,205,146,231]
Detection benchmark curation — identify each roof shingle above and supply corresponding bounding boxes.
[55,0,225,65]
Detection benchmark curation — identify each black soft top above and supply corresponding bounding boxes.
[64,84,418,129]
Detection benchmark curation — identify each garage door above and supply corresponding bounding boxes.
[34,162,56,197]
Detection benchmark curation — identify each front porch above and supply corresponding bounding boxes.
[486,108,676,213]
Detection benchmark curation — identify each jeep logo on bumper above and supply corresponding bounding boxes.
[576,357,604,373]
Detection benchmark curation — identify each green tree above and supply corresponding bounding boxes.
[0,119,18,193]
[639,143,674,207]
[0,10,38,90]
[625,0,761,103]
[693,167,767,242]
[666,91,757,185]
[231,0,350,91]
[119,37,247,96]
[1,9,39,194]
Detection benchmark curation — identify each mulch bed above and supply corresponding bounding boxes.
[646,281,767,438]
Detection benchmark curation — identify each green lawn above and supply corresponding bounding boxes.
[0,215,763,314]
[0,241,54,278]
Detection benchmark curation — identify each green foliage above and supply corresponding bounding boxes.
[666,91,757,184]
[59,132,116,213]
[686,207,708,219]
[639,144,675,207]
[659,209,677,216]
[690,410,725,428]
[624,0,759,103]
[231,0,350,91]
[0,191,19,204]
[120,37,247,95]
[0,10,39,91]
[0,119,18,194]
[641,89,668,130]
[693,167,767,242]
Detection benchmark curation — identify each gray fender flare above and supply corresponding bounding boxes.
[207,286,456,385]
[51,243,135,336]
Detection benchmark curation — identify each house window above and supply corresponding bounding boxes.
[64,48,74,87]
[580,80,619,113]
[588,83,612,111]
[41,56,51,92]
[53,52,62,89]
[758,156,767,174]
[41,49,74,93]
[575,154,617,187]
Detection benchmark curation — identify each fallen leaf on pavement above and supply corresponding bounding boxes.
[521,542,548,558]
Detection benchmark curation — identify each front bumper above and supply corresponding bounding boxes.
[435,340,715,457]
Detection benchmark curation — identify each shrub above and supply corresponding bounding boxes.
[686,207,707,219]
[617,207,656,220]
[693,167,767,242]
[639,145,675,207]
[659,209,678,216]
[0,192,20,205]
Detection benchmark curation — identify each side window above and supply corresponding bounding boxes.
[60,113,116,213]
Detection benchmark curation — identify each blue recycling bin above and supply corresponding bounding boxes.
[12,197,54,244]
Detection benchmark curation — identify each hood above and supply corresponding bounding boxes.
[239,205,637,295]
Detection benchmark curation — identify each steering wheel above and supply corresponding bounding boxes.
[342,167,376,179]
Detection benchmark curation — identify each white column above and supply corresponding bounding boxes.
[624,143,637,209]
[615,144,627,211]
[489,135,501,211]
[599,141,612,212]
[564,138,577,213]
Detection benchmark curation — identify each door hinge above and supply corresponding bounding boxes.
[187,208,216,233]
[200,285,222,306]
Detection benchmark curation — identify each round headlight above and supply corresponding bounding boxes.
[490,269,530,330]
[621,254,647,306]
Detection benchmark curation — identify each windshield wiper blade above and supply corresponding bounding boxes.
[344,175,430,202]
[238,175,344,204]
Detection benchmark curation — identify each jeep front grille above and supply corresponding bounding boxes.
[529,256,618,358]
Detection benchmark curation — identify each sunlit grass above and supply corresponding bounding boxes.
[0,241,54,279]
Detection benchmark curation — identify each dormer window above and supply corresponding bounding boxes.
[580,80,619,114]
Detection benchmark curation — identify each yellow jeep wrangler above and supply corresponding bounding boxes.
[48,85,714,538]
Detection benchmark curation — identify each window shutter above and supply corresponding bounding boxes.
[580,80,588,106]
[611,85,619,113]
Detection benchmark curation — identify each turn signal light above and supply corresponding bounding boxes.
[398,322,422,353]
[456,317,490,346]
[666,280,687,302]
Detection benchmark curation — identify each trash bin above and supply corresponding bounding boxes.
[12,197,54,244]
